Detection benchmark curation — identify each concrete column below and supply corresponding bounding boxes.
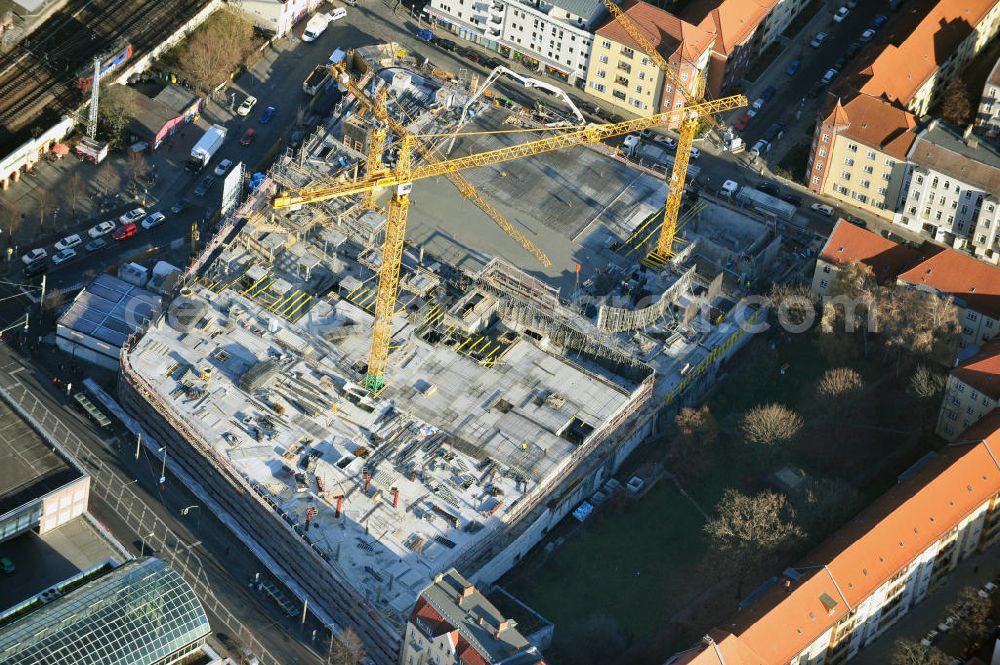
[1,177,8,191]
[11,170,19,183]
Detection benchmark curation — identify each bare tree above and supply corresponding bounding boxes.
[768,282,817,328]
[740,403,803,446]
[36,188,56,234]
[939,78,972,125]
[817,367,863,398]
[327,627,365,665]
[704,489,804,594]
[889,638,950,665]
[64,173,87,219]
[42,288,65,312]
[98,84,137,147]
[0,200,22,242]
[909,364,945,399]
[100,163,122,196]
[879,288,960,367]
[947,586,992,641]
[127,151,148,188]
[180,8,255,91]
[672,405,719,470]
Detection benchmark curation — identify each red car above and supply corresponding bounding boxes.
[112,222,138,241]
[240,128,256,146]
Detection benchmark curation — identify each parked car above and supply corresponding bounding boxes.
[457,48,481,64]
[821,68,838,84]
[415,28,434,42]
[756,182,780,197]
[21,248,47,265]
[240,128,257,146]
[873,14,888,28]
[119,207,146,225]
[786,59,802,76]
[810,32,828,48]
[170,199,191,214]
[690,147,701,160]
[51,248,77,265]
[214,159,233,177]
[483,56,504,69]
[860,28,876,42]
[781,192,803,206]
[434,38,457,51]
[259,106,276,124]
[0,557,14,574]
[88,221,116,238]
[811,203,835,216]
[141,211,166,229]
[237,95,257,117]
[833,6,849,22]
[23,259,47,278]
[760,85,777,103]
[194,175,216,196]
[845,216,866,228]
[84,237,108,253]
[54,234,82,251]
[808,81,825,98]
[112,223,138,241]
[846,41,863,58]
[734,109,757,131]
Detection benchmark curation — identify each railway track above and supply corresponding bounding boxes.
[0,0,211,152]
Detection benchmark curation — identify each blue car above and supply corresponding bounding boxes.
[260,106,276,124]
[415,28,434,42]
[786,59,801,76]
[873,14,888,28]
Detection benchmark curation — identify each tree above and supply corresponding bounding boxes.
[672,405,719,471]
[127,151,148,188]
[946,586,992,640]
[64,173,87,219]
[879,288,960,367]
[740,403,803,446]
[97,84,137,147]
[99,163,122,196]
[327,627,365,665]
[35,188,56,234]
[42,288,65,312]
[793,478,861,538]
[0,200,22,242]
[179,8,255,91]
[768,282,818,329]
[704,489,804,594]
[889,638,950,665]
[939,77,972,125]
[817,367,863,399]
[909,364,945,399]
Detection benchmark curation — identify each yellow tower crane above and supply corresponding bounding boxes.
[331,64,551,268]
[600,0,746,264]
[273,95,745,392]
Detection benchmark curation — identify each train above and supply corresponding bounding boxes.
[76,42,134,90]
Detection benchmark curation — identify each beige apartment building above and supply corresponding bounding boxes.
[806,94,916,220]
[937,342,1000,440]
[583,0,713,121]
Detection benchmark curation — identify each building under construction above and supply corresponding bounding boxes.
[117,45,799,664]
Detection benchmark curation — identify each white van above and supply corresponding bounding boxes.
[719,180,739,198]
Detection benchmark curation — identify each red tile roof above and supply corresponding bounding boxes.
[682,0,775,56]
[669,412,1000,665]
[951,341,1000,399]
[896,247,1000,317]
[594,0,715,64]
[857,0,1000,107]
[821,93,918,160]
[818,219,921,284]
[413,597,453,636]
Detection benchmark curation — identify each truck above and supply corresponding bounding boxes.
[187,124,227,171]
[303,64,331,96]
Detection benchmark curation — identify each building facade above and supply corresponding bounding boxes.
[400,569,546,665]
[241,0,321,37]
[937,342,1000,440]
[977,57,1000,136]
[806,95,916,220]
[583,1,713,118]
[892,121,1000,262]
[809,219,920,297]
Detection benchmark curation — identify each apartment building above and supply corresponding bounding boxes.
[893,120,1000,262]
[806,94,917,220]
[400,569,546,665]
[895,249,1000,348]
[976,57,1000,137]
[583,1,713,118]
[667,412,1000,665]
[854,0,1000,117]
[425,0,602,83]
[810,219,920,296]
[937,342,1000,440]
[241,0,321,37]
[682,0,807,97]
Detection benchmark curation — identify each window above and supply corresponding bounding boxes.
[820,279,829,289]
[944,181,951,190]
[864,165,874,174]
[963,327,974,335]
[819,148,828,157]
[860,180,871,189]
[664,84,673,92]
[823,265,831,273]
[822,134,831,143]
[612,89,626,101]
[812,176,821,184]
[962,205,969,214]
[844,158,855,167]
[968,311,979,321]
[841,171,852,180]
[856,193,868,204]
[878,187,888,195]
[916,175,924,184]
[848,143,858,152]
[590,82,606,92]
[932,177,939,188]
[867,150,876,159]
[621,46,634,57]
[596,69,606,79]
[599,54,608,64]
[635,84,642,93]
[638,71,645,80]
[600,39,611,49]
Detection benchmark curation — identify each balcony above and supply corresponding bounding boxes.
[617,61,631,74]
[619,46,634,58]
[490,15,502,23]
[615,75,628,86]
[488,26,501,36]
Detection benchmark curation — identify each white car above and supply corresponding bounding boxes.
[88,221,116,238]
[51,248,77,265]
[21,248,47,265]
[833,6,849,22]
[860,28,876,42]
[119,207,146,225]
[141,212,166,229]
[810,32,828,48]
[690,147,701,160]
[54,234,82,251]
[751,97,765,111]
[237,95,257,117]
[811,203,835,217]
[214,159,233,177]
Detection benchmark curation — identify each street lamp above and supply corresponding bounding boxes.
[158,446,167,485]
[180,505,201,530]
[139,531,155,557]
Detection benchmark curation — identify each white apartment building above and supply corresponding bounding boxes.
[242,0,321,37]
[425,0,603,83]
[756,0,810,50]
[893,121,1000,263]
[937,342,1000,440]
[976,57,1000,137]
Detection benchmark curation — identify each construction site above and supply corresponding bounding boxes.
[115,43,806,664]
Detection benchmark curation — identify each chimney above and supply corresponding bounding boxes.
[477,615,485,626]
[493,619,511,638]
[434,572,444,584]
[363,470,371,494]
[462,583,475,599]
[963,124,974,139]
